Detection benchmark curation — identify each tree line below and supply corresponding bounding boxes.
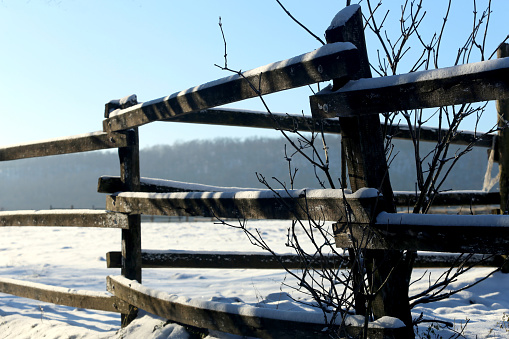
[0,136,493,210]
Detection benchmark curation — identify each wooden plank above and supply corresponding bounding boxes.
[394,190,500,207]
[0,210,129,228]
[106,251,342,269]
[310,57,509,119]
[103,43,360,132]
[163,108,343,134]
[413,253,503,268]
[98,176,263,194]
[107,275,404,339]
[334,212,509,254]
[163,108,496,147]
[0,131,129,161]
[98,176,128,194]
[105,189,379,223]
[106,250,505,269]
[389,124,496,148]
[100,178,501,207]
[0,277,130,313]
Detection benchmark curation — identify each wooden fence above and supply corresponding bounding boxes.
[1,4,509,339]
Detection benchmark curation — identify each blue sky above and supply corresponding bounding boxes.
[1,0,507,148]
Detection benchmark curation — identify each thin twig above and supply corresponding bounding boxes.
[275,0,325,45]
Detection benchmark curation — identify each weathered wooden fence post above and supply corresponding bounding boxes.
[324,5,414,336]
[496,43,509,274]
[106,96,142,326]
[119,128,142,326]
[498,43,509,214]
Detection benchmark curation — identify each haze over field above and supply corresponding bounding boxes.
[0,137,496,211]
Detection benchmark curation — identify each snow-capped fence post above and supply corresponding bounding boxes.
[498,43,509,215]
[322,5,414,336]
[108,95,143,327]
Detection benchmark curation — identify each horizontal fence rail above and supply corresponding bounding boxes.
[0,210,129,228]
[103,42,360,132]
[394,190,500,207]
[335,212,509,254]
[99,176,499,207]
[0,277,130,313]
[311,57,509,118]
[106,250,504,269]
[163,108,343,134]
[97,176,261,194]
[106,251,342,269]
[163,108,497,148]
[0,131,130,161]
[106,189,379,222]
[107,275,404,339]
[387,125,496,148]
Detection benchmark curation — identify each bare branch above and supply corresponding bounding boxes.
[275,0,325,45]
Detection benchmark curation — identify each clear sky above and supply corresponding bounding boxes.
[1,0,507,149]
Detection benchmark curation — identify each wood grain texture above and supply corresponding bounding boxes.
[0,277,129,313]
[106,191,378,224]
[393,191,500,207]
[163,108,342,134]
[323,6,412,332]
[117,129,142,326]
[0,131,129,161]
[107,275,404,339]
[497,44,509,213]
[334,214,509,254]
[103,44,359,132]
[106,250,504,269]
[0,210,129,228]
[163,109,495,147]
[311,59,509,119]
[106,251,343,269]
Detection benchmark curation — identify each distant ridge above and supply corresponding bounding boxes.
[0,136,494,210]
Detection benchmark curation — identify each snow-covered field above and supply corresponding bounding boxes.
[0,219,508,338]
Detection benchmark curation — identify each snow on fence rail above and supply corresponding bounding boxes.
[335,212,509,254]
[106,275,406,339]
[310,57,509,118]
[103,42,360,132]
[98,176,501,207]
[105,189,378,222]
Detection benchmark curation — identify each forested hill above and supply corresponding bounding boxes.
[0,136,495,210]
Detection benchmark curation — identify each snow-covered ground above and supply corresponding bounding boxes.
[0,219,508,338]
